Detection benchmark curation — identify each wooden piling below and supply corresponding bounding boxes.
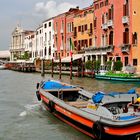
[51,58,54,78]
[70,57,73,79]
[41,59,45,77]
[59,54,61,80]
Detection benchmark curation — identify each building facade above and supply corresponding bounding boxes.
[42,18,54,60]
[92,0,132,68]
[132,0,140,73]
[10,26,34,61]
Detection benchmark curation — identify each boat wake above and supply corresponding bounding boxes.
[19,103,44,117]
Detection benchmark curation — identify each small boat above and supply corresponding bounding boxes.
[0,64,6,70]
[95,74,140,82]
[36,80,140,140]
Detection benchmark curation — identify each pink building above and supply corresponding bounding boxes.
[53,8,79,60]
[93,0,132,67]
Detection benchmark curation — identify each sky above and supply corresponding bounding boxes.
[0,0,92,51]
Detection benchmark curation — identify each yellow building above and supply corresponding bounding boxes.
[73,6,94,56]
[132,0,140,73]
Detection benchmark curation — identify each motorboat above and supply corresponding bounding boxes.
[0,64,6,70]
[36,80,140,140]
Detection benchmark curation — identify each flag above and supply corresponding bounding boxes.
[70,38,74,57]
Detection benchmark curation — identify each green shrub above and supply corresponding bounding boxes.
[85,60,93,70]
[114,61,123,71]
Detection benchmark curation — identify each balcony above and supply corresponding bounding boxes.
[102,23,108,30]
[122,16,129,24]
[106,45,114,53]
[107,20,113,28]
[121,44,130,53]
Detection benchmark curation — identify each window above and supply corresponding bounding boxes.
[44,23,47,28]
[105,0,108,6]
[109,31,114,45]
[89,38,92,46]
[123,28,129,44]
[85,24,87,31]
[100,2,104,8]
[94,18,97,28]
[49,22,51,27]
[133,59,137,66]
[132,32,137,45]
[78,26,81,32]
[108,5,114,20]
[123,0,129,16]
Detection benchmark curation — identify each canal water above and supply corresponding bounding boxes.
[0,70,139,140]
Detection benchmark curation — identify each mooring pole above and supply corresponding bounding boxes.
[70,56,73,79]
[82,56,84,77]
[41,59,45,77]
[59,53,61,80]
[51,58,54,78]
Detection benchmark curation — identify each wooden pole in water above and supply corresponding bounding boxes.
[59,53,61,80]
[41,59,45,77]
[82,56,84,77]
[51,58,54,78]
[70,56,73,79]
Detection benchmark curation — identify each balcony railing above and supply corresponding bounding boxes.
[102,23,108,30]
[122,16,129,24]
[107,20,113,28]
[121,44,130,53]
[106,45,114,53]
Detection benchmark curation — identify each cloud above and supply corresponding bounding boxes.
[34,0,76,19]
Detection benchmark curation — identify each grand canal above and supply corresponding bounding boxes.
[0,70,139,140]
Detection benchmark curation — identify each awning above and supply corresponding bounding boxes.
[54,54,84,63]
[61,54,84,62]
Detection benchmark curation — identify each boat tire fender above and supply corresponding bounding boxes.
[48,100,55,112]
[92,121,104,140]
[36,83,40,89]
[36,91,41,101]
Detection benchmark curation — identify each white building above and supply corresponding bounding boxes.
[32,25,43,60]
[24,31,35,61]
[10,25,35,61]
[42,18,54,60]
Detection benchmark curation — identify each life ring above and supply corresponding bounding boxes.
[92,121,104,140]
[48,100,55,112]
[36,91,41,101]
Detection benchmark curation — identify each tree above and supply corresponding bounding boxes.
[114,61,123,71]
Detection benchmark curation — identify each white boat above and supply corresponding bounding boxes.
[0,64,6,70]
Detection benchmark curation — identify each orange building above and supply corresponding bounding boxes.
[132,0,140,73]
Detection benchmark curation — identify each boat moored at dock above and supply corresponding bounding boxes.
[36,80,140,140]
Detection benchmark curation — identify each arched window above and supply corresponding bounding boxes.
[109,31,113,45]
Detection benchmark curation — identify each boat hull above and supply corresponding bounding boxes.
[39,91,140,139]
[95,74,140,82]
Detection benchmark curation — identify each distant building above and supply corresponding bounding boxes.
[10,25,34,61]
